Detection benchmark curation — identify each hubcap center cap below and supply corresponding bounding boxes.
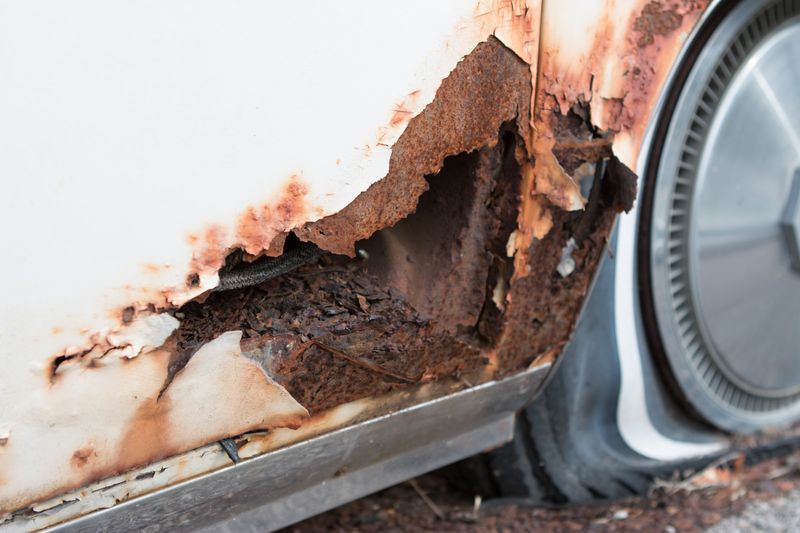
[782,170,800,273]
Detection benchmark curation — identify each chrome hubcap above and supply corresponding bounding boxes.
[648,0,800,431]
[691,23,800,397]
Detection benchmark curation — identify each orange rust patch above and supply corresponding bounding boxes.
[117,397,174,475]
[389,107,414,128]
[24,395,180,506]
[599,96,625,131]
[142,263,161,274]
[70,444,96,470]
[511,157,551,279]
[274,177,308,227]
[602,0,708,142]
[236,205,274,256]
[190,225,227,275]
[229,175,309,260]
[526,0,708,225]
[633,1,684,48]
[530,133,583,210]
[265,231,288,257]
[377,90,424,145]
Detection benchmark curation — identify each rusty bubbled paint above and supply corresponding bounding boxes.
[536,0,709,161]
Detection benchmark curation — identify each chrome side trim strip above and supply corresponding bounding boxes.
[204,417,515,533]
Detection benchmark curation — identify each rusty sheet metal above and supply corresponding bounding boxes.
[496,0,709,372]
[0,0,709,525]
[509,0,709,274]
[535,0,710,171]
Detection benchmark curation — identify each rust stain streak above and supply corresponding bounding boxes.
[117,397,174,475]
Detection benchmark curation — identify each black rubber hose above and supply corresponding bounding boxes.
[214,242,323,292]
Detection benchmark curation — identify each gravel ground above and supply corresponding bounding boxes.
[287,449,800,532]
[707,487,800,533]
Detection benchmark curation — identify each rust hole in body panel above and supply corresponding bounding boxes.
[495,174,630,373]
[6,30,646,519]
[359,126,523,344]
[95,32,629,433]
[495,99,637,372]
[159,105,633,413]
[549,101,614,175]
[161,126,523,414]
[149,36,538,414]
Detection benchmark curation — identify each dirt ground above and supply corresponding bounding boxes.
[286,448,800,532]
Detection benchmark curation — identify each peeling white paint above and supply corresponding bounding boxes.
[0,331,307,514]
[105,313,179,359]
[556,237,578,278]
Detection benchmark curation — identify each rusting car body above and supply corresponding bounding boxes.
[2,0,799,530]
